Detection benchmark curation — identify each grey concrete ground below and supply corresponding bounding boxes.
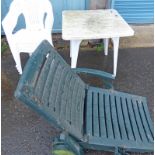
[2,47,154,155]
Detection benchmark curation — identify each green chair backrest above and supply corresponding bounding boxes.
[15,41,86,140]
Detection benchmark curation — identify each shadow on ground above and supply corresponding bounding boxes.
[2,47,154,155]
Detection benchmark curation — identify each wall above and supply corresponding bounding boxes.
[87,0,154,24]
[112,0,154,24]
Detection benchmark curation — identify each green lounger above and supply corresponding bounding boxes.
[15,40,153,155]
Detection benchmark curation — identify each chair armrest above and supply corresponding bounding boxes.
[72,68,115,89]
[72,68,115,80]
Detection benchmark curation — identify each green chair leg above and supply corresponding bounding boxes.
[115,147,129,155]
[102,78,114,89]
[52,137,76,155]
[52,134,84,155]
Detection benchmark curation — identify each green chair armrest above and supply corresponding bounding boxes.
[72,68,115,80]
[72,68,115,89]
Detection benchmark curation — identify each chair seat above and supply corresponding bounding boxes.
[85,86,153,152]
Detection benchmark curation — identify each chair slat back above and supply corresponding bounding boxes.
[15,41,86,140]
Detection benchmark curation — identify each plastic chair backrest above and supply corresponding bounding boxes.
[2,0,54,74]
[2,0,54,35]
[15,41,86,140]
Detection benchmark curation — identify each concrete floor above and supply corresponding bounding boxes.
[2,47,154,155]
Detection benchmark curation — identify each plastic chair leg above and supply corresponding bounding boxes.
[12,52,22,74]
[103,38,109,56]
[112,37,119,77]
[70,40,82,68]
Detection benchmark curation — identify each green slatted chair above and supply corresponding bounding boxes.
[15,40,153,155]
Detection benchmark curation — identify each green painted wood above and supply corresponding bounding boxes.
[110,95,121,139]
[66,76,76,124]
[131,98,148,142]
[98,92,106,138]
[48,62,63,115]
[74,82,81,131]
[72,68,115,80]
[105,93,114,139]
[142,99,154,139]
[60,71,72,125]
[15,40,86,140]
[115,95,128,140]
[86,90,93,136]
[54,67,69,118]
[71,79,80,129]
[126,98,141,141]
[41,57,58,107]
[69,77,76,124]
[76,82,85,132]
[85,86,153,153]
[64,75,74,124]
[34,54,55,100]
[87,136,153,152]
[93,92,100,137]
[138,101,153,142]
[121,97,134,140]
[15,40,153,154]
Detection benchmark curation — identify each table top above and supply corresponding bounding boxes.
[62,9,134,40]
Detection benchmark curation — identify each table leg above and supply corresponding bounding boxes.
[70,40,82,68]
[112,37,120,77]
[103,38,109,56]
[70,42,72,58]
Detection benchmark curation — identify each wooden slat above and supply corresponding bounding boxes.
[78,84,86,131]
[85,86,153,152]
[66,76,76,124]
[71,79,81,129]
[29,53,49,90]
[110,94,121,139]
[121,97,135,140]
[104,93,114,139]
[16,41,86,140]
[137,100,153,142]
[98,92,106,138]
[48,62,62,114]
[41,57,59,106]
[86,90,93,136]
[131,98,148,142]
[126,98,141,142]
[60,71,72,120]
[120,97,130,140]
[115,96,128,140]
[142,100,154,139]
[34,54,53,99]
[54,67,68,115]
[76,82,85,131]
[93,92,100,137]
[74,82,82,130]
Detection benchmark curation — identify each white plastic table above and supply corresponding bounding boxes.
[62,9,134,77]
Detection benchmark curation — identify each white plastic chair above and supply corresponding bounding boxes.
[2,0,54,74]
